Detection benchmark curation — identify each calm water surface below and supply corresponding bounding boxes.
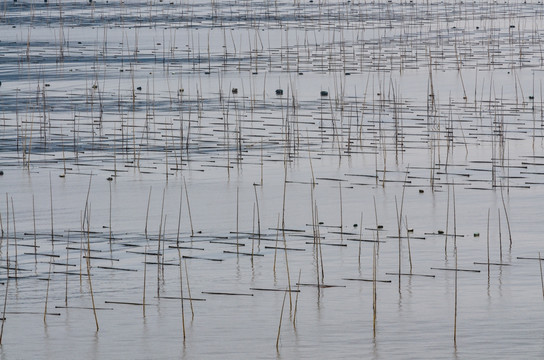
[2,0,544,359]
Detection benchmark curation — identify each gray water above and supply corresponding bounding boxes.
[1,0,544,359]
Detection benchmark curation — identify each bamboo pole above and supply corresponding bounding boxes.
[10,198,17,281]
[177,245,186,340]
[86,207,99,332]
[43,258,52,323]
[145,186,152,239]
[143,247,147,317]
[32,195,37,260]
[65,232,69,306]
[157,188,166,297]
[487,208,491,274]
[500,185,512,246]
[358,212,363,268]
[184,260,194,320]
[236,186,239,253]
[453,183,458,346]
[276,290,287,351]
[498,209,503,263]
[0,269,8,344]
[183,177,194,237]
[405,216,413,274]
[49,173,54,250]
[538,251,544,298]
[372,241,377,338]
[253,185,261,244]
[293,269,301,329]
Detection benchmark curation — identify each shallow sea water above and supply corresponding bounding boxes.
[2,0,544,359]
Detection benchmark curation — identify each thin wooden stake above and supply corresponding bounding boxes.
[157,188,166,297]
[395,197,401,289]
[273,214,280,274]
[184,260,194,320]
[86,208,99,332]
[372,241,377,338]
[373,196,380,245]
[487,208,490,274]
[253,185,261,244]
[283,224,293,311]
[293,269,301,329]
[500,184,512,246]
[49,173,54,249]
[10,198,17,281]
[183,177,194,237]
[445,181,450,255]
[177,246,186,340]
[339,183,343,243]
[236,186,239,253]
[0,270,8,344]
[405,216,413,274]
[498,209,503,263]
[32,195,37,260]
[453,183,458,346]
[65,232,70,306]
[276,290,287,351]
[358,212,363,268]
[145,186,152,239]
[109,182,112,245]
[176,183,183,247]
[44,257,52,323]
[538,251,544,298]
[143,247,147,317]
